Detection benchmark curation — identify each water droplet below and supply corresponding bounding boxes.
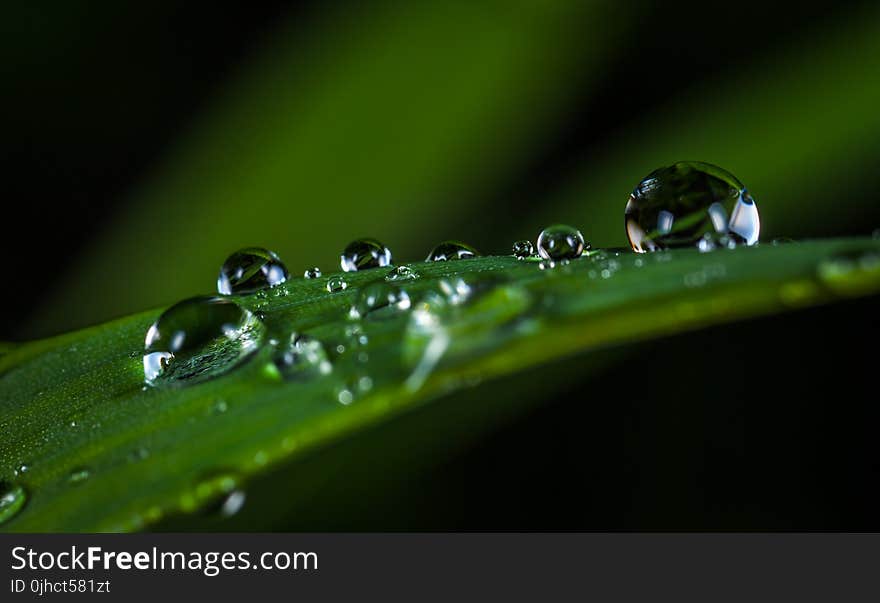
[340,238,393,272]
[625,161,760,252]
[68,467,91,483]
[14,464,29,476]
[349,283,411,320]
[437,277,471,305]
[182,472,245,517]
[326,276,348,293]
[537,224,588,260]
[0,483,27,525]
[217,490,246,517]
[385,265,419,282]
[217,247,289,295]
[272,334,332,379]
[425,240,480,262]
[512,240,535,260]
[304,267,322,279]
[143,296,264,386]
[697,233,717,253]
[337,388,354,405]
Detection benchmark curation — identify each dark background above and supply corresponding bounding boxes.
[2,0,878,529]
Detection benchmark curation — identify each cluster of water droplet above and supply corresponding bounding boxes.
[139,161,765,393]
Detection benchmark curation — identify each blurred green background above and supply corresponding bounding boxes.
[4,0,879,339]
[4,0,880,530]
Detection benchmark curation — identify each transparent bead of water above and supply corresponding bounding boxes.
[0,483,27,525]
[340,238,393,272]
[217,247,289,294]
[425,241,479,262]
[273,334,332,379]
[326,276,347,293]
[350,283,411,319]
[385,265,419,282]
[536,225,587,260]
[512,240,535,260]
[143,296,263,386]
[304,267,322,279]
[625,161,760,252]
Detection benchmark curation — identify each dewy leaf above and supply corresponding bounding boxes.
[2,238,879,531]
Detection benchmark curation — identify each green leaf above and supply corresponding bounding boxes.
[2,238,879,532]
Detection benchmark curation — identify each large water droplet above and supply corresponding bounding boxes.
[272,334,332,379]
[0,482,27,525]
[340,238,393,272]
[143,296,264,386]
[350,283,411,320]
[537,224,587,260]
[304,267,322,279]
[512,240,535,260]
[217,247,289,295]
[625,162,760,252]
[425,241,480,262]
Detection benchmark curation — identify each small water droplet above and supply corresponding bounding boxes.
[218,490,246,517]
[537,224,588,260]
[349,283,411,320]
[336,374,373,405]
[0,483,27,525]
[337,388,354,405]
[272,334,332,379]
[304,267,322,279]
[625,162,760,252]
[385,265,419,282]
[697,233,717,253]
[345,324,369,346]
[68,467,91,484]
[425,240,480,262]
[183,472,245,517]
[326,276,348,293]
[512,240,535,260]
[212,399,228,414]
[340,238,393,272]
[217,247,289,295]
[143,296,264,386]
